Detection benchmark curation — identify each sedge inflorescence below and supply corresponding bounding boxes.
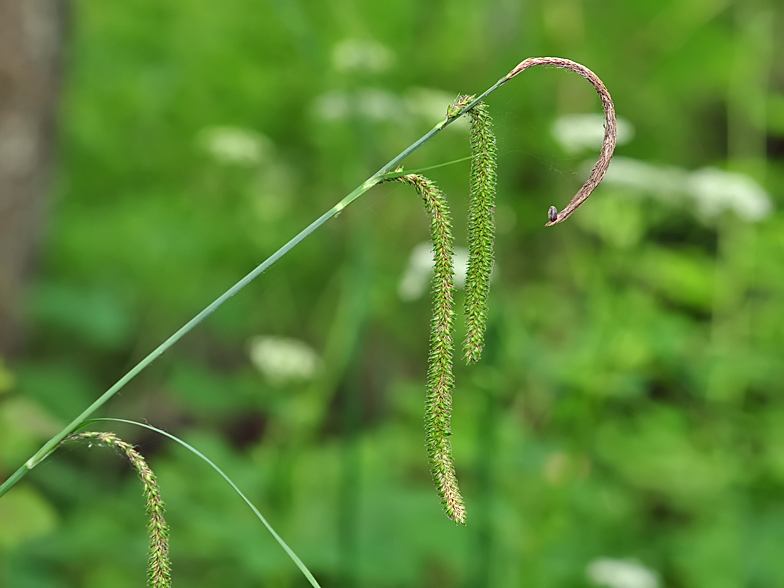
[392,171,467,524]
[388,95,498,524]
[463,97,497,364]
[66,431,171,588]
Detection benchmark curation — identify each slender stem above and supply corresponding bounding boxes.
[0,182,375,496]
[0,56,615,497]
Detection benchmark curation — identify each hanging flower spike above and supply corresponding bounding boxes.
[463,98,497,364]
[391,171,466,524]
[66,432,172,588]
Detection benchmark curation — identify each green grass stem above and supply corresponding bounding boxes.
[0,56,616,499]
[78,418,323,588]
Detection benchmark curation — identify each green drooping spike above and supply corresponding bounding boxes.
[66,432,171,588]
[463,99,497,364]
[392,171,467,524]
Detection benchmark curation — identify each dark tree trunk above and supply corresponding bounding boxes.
[0,0,67,356]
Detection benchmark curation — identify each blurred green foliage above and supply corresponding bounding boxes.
[2,0,784,586]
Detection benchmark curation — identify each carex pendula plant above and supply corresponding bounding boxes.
[464,97,497,365]
[383,95,499,523]
[0,57,616,580]
[388,171,465,522]
[65,431,172,588]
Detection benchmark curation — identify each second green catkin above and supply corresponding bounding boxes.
[392,172,467,525]
[463,99,497,364]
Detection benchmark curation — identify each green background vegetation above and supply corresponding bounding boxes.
[2,0,783,586]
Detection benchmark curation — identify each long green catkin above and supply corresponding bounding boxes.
[463,99,497,364]
[392,172,466,524]
[66,432,172,588]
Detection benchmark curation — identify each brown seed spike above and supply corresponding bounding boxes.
[503,57,616,226]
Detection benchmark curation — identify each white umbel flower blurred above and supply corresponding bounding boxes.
[552,113,635,153]
[689,167,772,222]
[313,85,472,129]
[600,157,773,223]
[312,89,403,122]
[404,88,469,131]
[398,242,470,302]
[248,336,320,385]
[601,156,689,200]
[586,558,659,588]
[332,38,395,73]
[196,126,271,166]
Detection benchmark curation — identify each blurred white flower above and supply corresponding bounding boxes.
[398,242,470,302]
[689,167,772,222]
[404,87,469,131]
[552,113,635,154]
[312,88,403,122]
[599,157,773,223]
[586,558,659,588]
[313,85,469,127]
[248,336,320,384]
[196,126,271,166]
[355,88,403,121]
[312,91,350,121]
[602,156,690,201]
[332,38,395,73]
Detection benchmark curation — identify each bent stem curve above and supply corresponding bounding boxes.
[0,56,616,498]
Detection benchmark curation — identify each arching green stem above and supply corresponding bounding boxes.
[0,56,615,498]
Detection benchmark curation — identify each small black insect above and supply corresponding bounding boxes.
[547,206,558,222]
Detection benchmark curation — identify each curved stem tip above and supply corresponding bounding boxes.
[503,57,616,226]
